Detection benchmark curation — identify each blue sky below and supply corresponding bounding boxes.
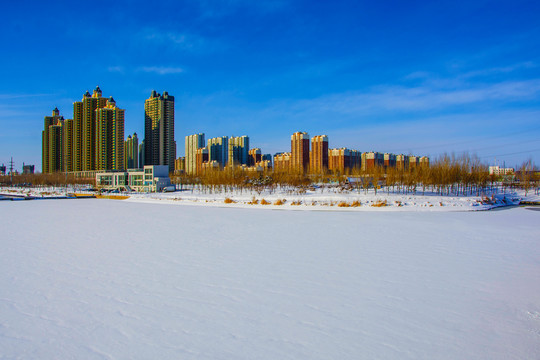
[1,0,539,171]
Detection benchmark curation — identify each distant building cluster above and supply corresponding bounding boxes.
[41,88,175,177]
[182,133,272,175]
[39,87,432,188]
[182,130,429,175]
[42,87,125,174]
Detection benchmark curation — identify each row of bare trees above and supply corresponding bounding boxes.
[171,154,538,196]
[3,154,537,196]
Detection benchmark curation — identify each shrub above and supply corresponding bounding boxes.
[372,200,387,207]
[351,200,361,207]
[273,199,285,205]
[260,199,270,205]
[224,197,235,203]
[338,201,350,207]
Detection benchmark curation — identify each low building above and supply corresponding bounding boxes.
[22,164,35,174]
[174,157,185,174]
[96,165,171,192]
[489,166,514,175]
[274,152,291,172]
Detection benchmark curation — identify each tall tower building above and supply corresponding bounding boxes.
[248,148,262,166]
[228,135,249,167]
[72,98,84,171]
[207,136,229,167]
[185,133,205,175]
[96,97,125,171]
[309,135,328,173]
[42,107,64,173]
[291,131,310,173]
[144,90,175,173]
[63,118,74,172]
[139,140,145,170]
[82,86,107,171]
[125,133,139,169]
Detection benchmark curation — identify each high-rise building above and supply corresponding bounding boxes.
[273,152,291,172]
[248,148,262,166]
[125,133,139,169]
[72,99,84,171]
[291,131,309,173]
[228,135,249,167]
[383,153,396,169]
[174,157,185,174]
[196,147,209,175]
[419,156,429,167]
[309,135,328,173]
[139,140,145,169]
[208,136,229,167]
[80,87,107,171]
[63,118,74,172]
[95,97,125,171]
[144,90,175,173]
[395,154,409,170]
[42,107,64,173]
[361,152,384,171]
[72,87,107,171]
[48,121,63,173]
[185,133,205,175]
[408,156,419,169]
[328,148,361,173]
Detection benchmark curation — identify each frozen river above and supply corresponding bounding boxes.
[1,199,539,359]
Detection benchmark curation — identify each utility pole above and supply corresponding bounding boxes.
[9,157,14,185]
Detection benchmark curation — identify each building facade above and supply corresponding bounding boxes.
[185,133,205,175]
[96,165,171,192]
[144,91,175,172]
[328,148,361,173]
[208,136,229,168]
[249,148,262,166]
[96,97,125,171]
[228,135,249,167]
[273,152,291,172]
[309,135,328,173]
[125,133,139,169]
[42,107,64,173]
[291,132,309,173]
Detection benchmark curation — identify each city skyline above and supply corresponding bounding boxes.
[2,1,540,170]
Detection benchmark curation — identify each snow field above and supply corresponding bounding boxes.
[0,200,539,359]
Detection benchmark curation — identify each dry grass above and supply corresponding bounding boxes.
[291,200,302,206]
[260,198,270,205]
[224,197,235,204]
[96,195,129,200]
[273,199,286,205]
[351,200,362,207]
[248,197,259,205]
[394,200,402,207]
[338,201,350,207]
[372,200,387,207]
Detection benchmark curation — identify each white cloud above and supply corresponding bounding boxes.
[138,66,184,75]
[107,66,125,73]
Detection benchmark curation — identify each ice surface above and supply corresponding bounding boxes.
[1,200,539,359]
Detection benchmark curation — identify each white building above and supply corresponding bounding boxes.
[185,133,205,175]
[489,166,515,176]
[96,165,172,192]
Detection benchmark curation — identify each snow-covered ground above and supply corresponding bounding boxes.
[1,199,539,359]
[2,185,537,211]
